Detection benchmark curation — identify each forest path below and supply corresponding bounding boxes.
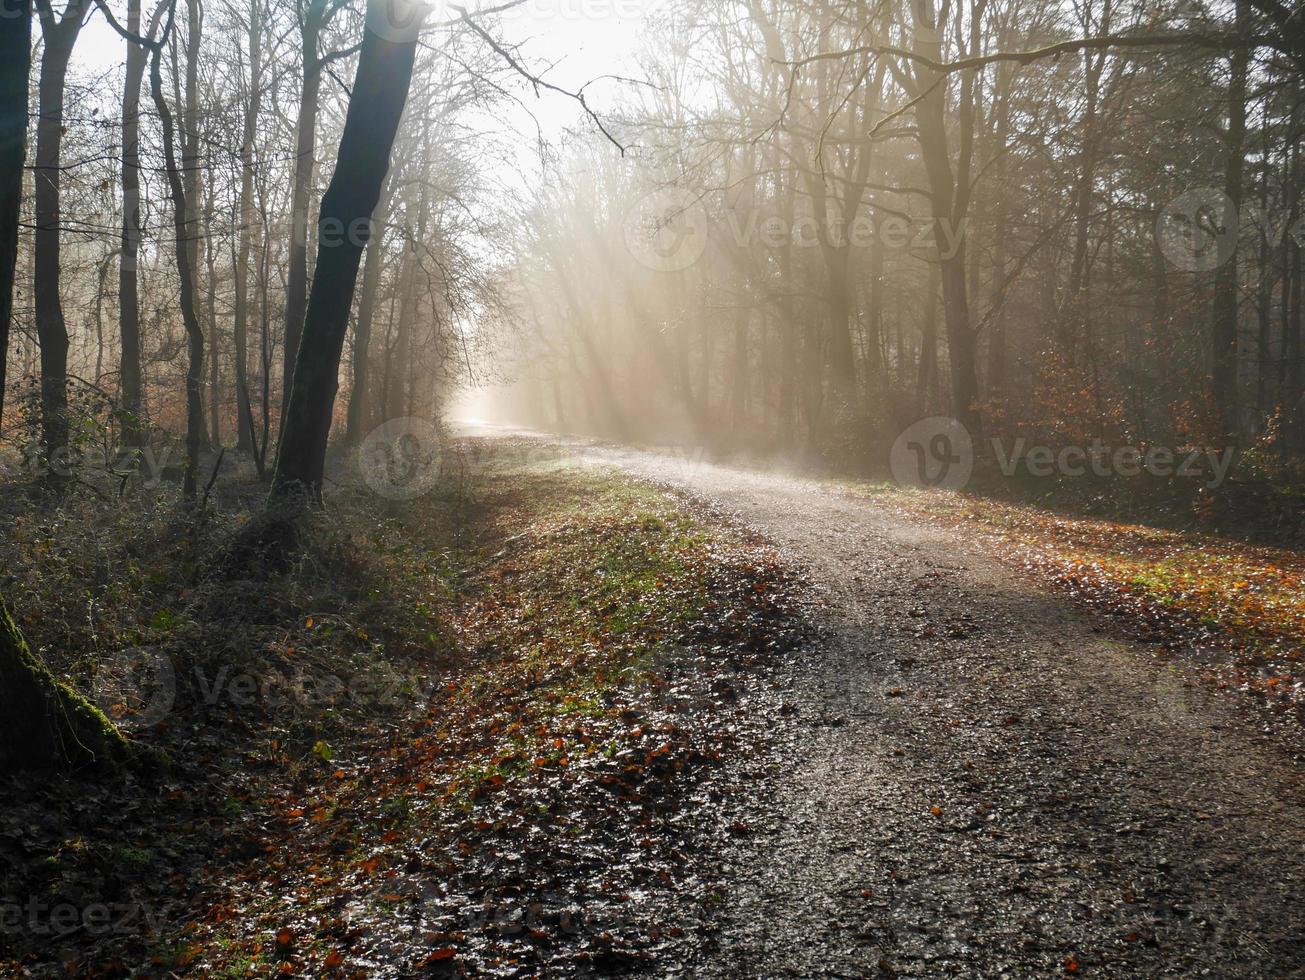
[467,426,1305,977]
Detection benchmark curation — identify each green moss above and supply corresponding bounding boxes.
[0,593,128,774]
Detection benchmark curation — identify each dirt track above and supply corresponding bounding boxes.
[507,432,1305,977]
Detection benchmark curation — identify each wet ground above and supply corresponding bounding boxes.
[501,431,1305,977]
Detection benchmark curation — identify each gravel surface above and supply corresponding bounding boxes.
[537,436,1305,978]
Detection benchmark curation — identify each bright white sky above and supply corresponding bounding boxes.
[69,0,662,143]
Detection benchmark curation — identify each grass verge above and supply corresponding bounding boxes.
[0,436,808,977]
[854,482,1304,721]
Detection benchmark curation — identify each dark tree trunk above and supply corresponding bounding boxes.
[0,0,31,431]
[777,237,796,445]
[386,241,417,422]
[1287,120,1304,453]
[233,0,262,453]
[1058,27,1108,358]
[205,204,220,446]
[281,0,328,422]
[731,303,748,431]
[272,9,420,502]
[147,3,204,499]
[0,9,119,772]
[346,173,393,444]
[1212,0,1249,446]
[0,593,126,773]
[181,0,201,282]
[865,237,885,414]
[117,0,153,446]
[911,0,982,442]
[33,0,90,464]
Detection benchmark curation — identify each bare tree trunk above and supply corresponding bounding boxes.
[205,203,220,446]
[272,6,420,502]
[182,0,201,283]
[1285,114,1303,453]
[386,241,417,422]
[864,237,885,415]
[0,9,115,773]
[917,262,940,409]
[777,233,796,445]
[147,2,204,499]
[33,0,90,466]
[281,0,329,421]
[232,0,262,454]
[0,0,31,432]
[117,0,155,446]
[1255,102,1274,424]
[910,0,982,441]
[985,61,1014,405]
[1212,0,1248,446]
[3,11,117,760]
[345,173,393,444]
[697,286,714,424]
[1059,5,1110,357]
[731,302,748,431]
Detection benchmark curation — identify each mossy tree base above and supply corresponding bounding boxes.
[0,595,127,774]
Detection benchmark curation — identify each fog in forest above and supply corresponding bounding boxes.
[2,1,1305,975]
[5,0,1302,483]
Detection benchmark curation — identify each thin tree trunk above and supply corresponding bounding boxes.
[1285,116,1303,452]
[205,203,220,446]
[911,0,982,441]
[1212,0,1248,446]
[232,0,262,454]
[918,262,940,409]
[182,0,201,285]
[0,0,31,432]
[34,0,90,466]
[147,1,204,499]
[346,172,393,444]
[281,0,328,421]
[1255,102,1274,423]
[1059,11,1109,357]
[731,302,748,431]
[117,0,155,446]
[387,241,417,422]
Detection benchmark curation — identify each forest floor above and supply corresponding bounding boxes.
[2,428,1304,977]
[0,438,809,977]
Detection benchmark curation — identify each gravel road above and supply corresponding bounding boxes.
[528,435,1305,978]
